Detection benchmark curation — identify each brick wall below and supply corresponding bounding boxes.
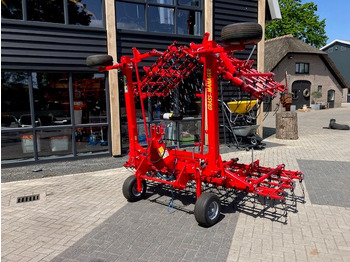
[272,53,346,109]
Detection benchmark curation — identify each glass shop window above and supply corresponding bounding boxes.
[116,2,145,31]
[1,72,30,128]
[116,0,202,35]
[179,119,200,145]
[149,0,174,4]
[32,72,71,126]
[27,0,65,24]
[68,0,103,27]
[1,0,23,20]
[177,9,201,35]
[38,128,73,158]
[72,73,107,125]
[75,126,109,155]
[178,0,200,6]
[1,130,37,161]
[148,6,174,33]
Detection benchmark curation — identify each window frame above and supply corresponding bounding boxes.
[295,62,310,74]
[1,70,111,163]
[115,0,203,37]
[1,0,105,28]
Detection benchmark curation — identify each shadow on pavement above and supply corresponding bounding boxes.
[143,181,303,225]
[263,126,276,139]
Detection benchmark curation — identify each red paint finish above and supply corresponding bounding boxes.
[96,32,303,202]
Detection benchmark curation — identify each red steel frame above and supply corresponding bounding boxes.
[99,33,303,201]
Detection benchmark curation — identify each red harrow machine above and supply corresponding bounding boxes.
[87,23,304,227]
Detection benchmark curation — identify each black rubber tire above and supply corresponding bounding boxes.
[250,136,258,146]
[194,192,221,227]
[303,89,310,98]
[122,175,147,202]
[86,55,113,69]
[221,22,263,46]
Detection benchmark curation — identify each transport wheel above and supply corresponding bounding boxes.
[122,175,147,202]
[250,136,258,146]
[194,192,221,227]
[86,54,113,68]
[221,22,263,46]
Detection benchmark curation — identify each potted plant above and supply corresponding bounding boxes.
[310,91,322,110]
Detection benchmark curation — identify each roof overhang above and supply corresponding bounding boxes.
[320,54,350,89]
[321,40,350,50]
[266,0,282,21]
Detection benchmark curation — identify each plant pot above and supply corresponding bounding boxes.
[310,104,320,110]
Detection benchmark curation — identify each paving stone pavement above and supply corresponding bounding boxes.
[298,160,350,208]
[2,104,350,262]
[52,184,240,262]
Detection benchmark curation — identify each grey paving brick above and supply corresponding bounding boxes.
[3,105,350,262]
[298,160,350,208]
[52,189,239,262]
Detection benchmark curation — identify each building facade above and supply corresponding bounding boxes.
[321,40,350,102]
[265,35,348,111]
[2,0,111,164]
[2,0,262,165]
[274,54,347,109]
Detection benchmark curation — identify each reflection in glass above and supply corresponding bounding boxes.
[178,0,200,6]
[76,126,108,155]
[27,0,64,23]
[116,2,145,31]
[296,63,309,74]
[328,90,335,101]
[148,6,174,33]
[1,131,36,161]
[179,119,200,145]
[149,0,174,4]
[161,121,176,147]
[1,72,30,128]
[177,9,201,35]
[137,123,148,145]
[38,129,72,158]
[18,114,41,127]
[68,0,103,27]
[73,73,107,124]
[1,0,23,20]
[32,73,71,126]
[120,123,129,151]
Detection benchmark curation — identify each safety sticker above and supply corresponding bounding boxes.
[158,146,169,159]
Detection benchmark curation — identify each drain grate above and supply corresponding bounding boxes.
[17,194,40,203]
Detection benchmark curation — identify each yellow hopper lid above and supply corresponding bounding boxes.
[227,100,258,114]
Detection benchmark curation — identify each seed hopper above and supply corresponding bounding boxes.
[87,23,304,227]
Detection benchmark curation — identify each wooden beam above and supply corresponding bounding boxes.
[257,0,266,137]
[204,0,213,39]
[204,0,213,145]
[105,0,121,156]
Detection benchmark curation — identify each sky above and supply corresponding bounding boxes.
[301,0,350,44]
